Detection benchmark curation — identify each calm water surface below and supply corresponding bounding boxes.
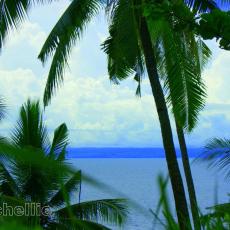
[70,158,229,230]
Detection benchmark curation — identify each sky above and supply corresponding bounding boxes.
[0,2,230,148]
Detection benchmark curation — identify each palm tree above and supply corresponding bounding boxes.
[151,5,212,229]
[0,99,127,229]
[0,1,229,229]
[156,31,210,230]
[102,2,213,229]
[102,1,192,228]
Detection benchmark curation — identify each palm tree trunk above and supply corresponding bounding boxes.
[176,122,201,230]
[137,16,192,230]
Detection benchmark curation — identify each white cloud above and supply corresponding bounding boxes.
[44,73,160,146]
[6,21,46,51]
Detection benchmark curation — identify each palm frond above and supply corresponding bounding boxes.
[0,139,73,182]
[0,139,75,204]
[48,170,81,208]
[0,0,55,51]
[196,37,212,71]
[202,138,230,179]
[55,199,128,227]
[101,0,144,85]
[155,20,210,131]
[11,99,50,151]
[38,0,102,106]
[49,123,68,158]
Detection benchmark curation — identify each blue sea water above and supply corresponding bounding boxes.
[68,148,229,230]
[67,147,203,158]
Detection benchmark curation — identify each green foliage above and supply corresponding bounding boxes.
[154,28,210,131]
[115,1,212,131]
[11,99,49,150]
[198,10,230,50]
[152,174,230,230]
[200,202,230,229]
[0,99,128,229]
[102,0,145,97]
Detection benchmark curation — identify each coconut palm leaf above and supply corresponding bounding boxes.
[49,123,68,158]
[48,170,81,208]
[55,199,127,227]
[0,100,128,228]
[156,28,210,131]
[0,0,55,50]
[102,0,145,93]
[0,139,72,183]
[11,99,49,151]
[202,138,230,179]
[143,2,212,130]
[38,0,102,106]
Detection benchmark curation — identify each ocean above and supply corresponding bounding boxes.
[68,148,229,230]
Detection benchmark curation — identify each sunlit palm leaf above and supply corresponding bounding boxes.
[153,16,211,131]
[38,0,102,106]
